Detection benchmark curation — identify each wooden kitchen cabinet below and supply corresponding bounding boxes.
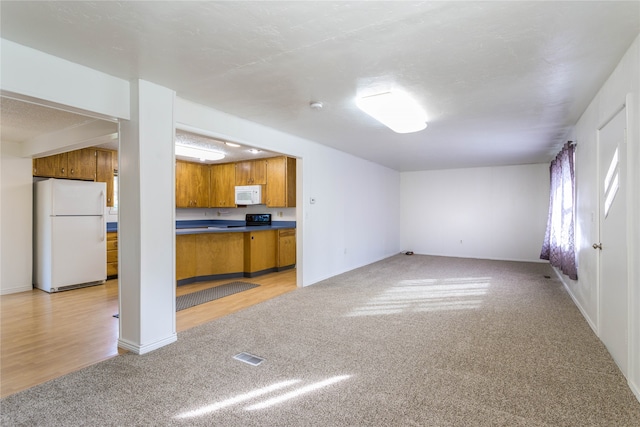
[244,229,277,275]
[67,148,96,180]
[106,231,118,279]
[277,228,296,269]
[95,149,116,207]
[235,159,267,185]
[195,233,245,277]
[176,234,197,282]
[209,163,236,208]
[176,232,244,284]
[176,160,210,208]
[33,152,68,178]
[266,156,296,207]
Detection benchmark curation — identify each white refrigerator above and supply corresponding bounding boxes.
[34,178,107,292]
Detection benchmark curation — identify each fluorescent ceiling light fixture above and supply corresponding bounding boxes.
[175,143,225,161]
[356,91,427,133]
[225,141,241,148]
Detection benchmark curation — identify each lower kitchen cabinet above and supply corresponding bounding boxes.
[176,229,295,285]
[195,233,244,277]
[176,232,245,284]
[106,232,118,279]
[176,234,197,282]
[278,228,296,269]
[244,230,277,276]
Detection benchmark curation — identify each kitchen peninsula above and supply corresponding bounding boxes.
[176,219,296,286]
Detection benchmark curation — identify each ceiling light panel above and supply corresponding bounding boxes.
[175,143,225,161]
[356,91,428,134]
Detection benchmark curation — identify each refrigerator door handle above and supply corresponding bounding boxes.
[101,191,106,241]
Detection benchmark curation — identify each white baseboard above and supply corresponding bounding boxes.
[118,334,177,355]
[0,284,34,295]
[630,379,640,404]
[552,266,598,335]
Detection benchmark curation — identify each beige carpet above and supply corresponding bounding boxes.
[2,255,639,426]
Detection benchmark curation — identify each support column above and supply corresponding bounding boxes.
[118,80,176,354]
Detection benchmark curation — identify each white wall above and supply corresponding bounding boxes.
[1,39,129,122]
[0,141,34,294]
[571,35,639,400]
[400,164,549,262]
[175,98,401,286]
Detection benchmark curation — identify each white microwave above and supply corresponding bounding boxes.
[235,185,263,205]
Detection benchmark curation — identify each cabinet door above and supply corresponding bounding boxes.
[175,161,192,207]
[33,153,68,178]
[96,150,115,207]
[266,156,296,207]
[235,161,252,185]
[235,160,267,185]
[191,163,210,207]
[33,157,55,177]
[210,163,236,207]
[251,160,267,185]
[244,230,277,273]
[67,148,96,180]
[266,157,286,207]
[176,161,210,208]
[278,229,296,267]
[176,234,196,281]
[106,231,118,278]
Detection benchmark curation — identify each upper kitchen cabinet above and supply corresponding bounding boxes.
[210,163,236,208]
[176,160,210,208]
[235,159,266,185]
[67,148,96,180]
[33,152,68,178]
[95,149,116,207]
[34,148,97,180]
[34,147,117,206]
[266,156,296,207]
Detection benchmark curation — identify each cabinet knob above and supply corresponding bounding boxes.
[71,168,75,175]
[61,168,65,173]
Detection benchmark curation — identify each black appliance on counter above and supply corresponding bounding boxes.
[246,213,272,226]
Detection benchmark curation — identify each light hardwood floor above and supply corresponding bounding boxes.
[0,270,297,398]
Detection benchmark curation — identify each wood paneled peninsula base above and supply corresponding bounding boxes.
[176,227,296,286]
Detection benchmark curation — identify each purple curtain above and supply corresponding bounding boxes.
[540,142,577,279]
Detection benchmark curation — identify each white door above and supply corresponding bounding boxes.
[51,216,106,288]
[597,106,628,375]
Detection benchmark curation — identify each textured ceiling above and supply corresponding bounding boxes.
[1,1,638,171]
[0,97,96,143]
